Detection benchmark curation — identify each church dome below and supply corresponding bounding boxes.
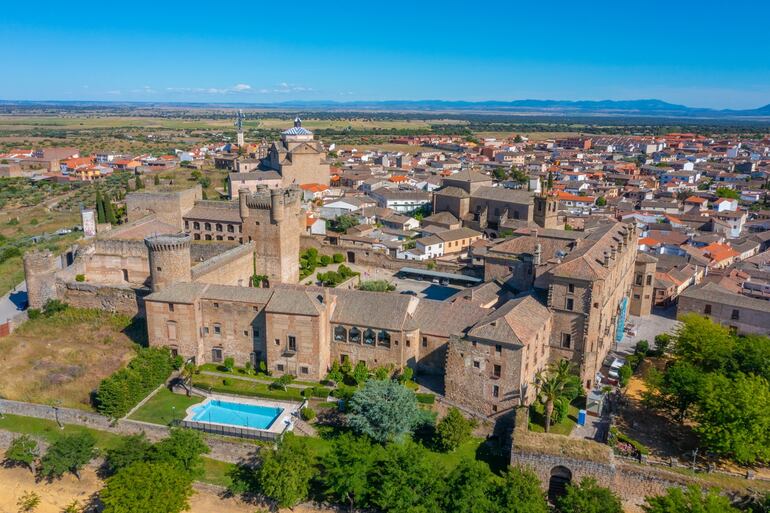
[282,117,313,136]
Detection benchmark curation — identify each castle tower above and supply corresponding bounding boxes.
[629,253,658,316]
[234,109,245,147]
[240,186,302,284]
[23,250,59,309]
[534,193,559,229]
[144,234,192,292]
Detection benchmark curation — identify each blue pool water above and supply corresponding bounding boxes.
[190,400,283,430]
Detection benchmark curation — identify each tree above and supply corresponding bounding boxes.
[493,466,550,513]
[694,373,770,465]
[39,432,97,480]
[321,433,377,511]
[348,379,421,443]
[256,433,316,509]
[150,428,210,478]
[95,189,106,223]
[435,407,476,452]
[5,434,39,474]
[731,334,770,382]
[154,174,161,185]
[180,362,197,396]
[368,441,443,513]
[105,434,152,475]
[223,356,235,372]
[642,485,739,513]
[16,491,40,513]
[643,362,702,422]
[511,167,529,185]
[654,333,672,354]
[716,187,740,199]
[351,360,369,384]
[442,459,496,513]
[104,194,118,224]
[100,461,193,513]
[62,500,82,513]
[673,314,735,372]
[556,478,623,513]
[134,176,143,189]
[534,360,580,432]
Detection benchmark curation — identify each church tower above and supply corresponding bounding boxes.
[533,193,559,229]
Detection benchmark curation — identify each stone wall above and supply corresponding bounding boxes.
[126,186,201,229]
[191,243,255,287]
[57,280,148,317]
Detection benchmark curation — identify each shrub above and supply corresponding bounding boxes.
[223,357,235,372]
[300,407,316,421]
[271,374,295,391]
[27,308,41,320]
[75,274,86,282]
[357,280,396,292]
[398,366,414,384]
[172,354,184,370]
[416,393,435,405]
[95,347,175,418]
[332,253,344,264]
[39,432,97,480]
[635,339,649,356]
[319,254,331,266]
[654,333,672,354]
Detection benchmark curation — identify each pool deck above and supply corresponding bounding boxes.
[184,393,302,435]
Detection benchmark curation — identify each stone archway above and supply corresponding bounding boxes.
[548,465,572,503]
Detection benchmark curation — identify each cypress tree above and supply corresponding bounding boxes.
[95,189,106,224]
[104,194,118,225]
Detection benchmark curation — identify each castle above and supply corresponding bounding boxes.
[25,177,637,419]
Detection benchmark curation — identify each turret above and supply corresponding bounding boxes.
[239,188,250,219]
[144,234,192,292]
[270,188,284,224]
[23,250,58,309]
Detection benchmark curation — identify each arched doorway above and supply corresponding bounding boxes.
[548,465,572,503]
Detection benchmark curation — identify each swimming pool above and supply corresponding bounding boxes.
[189,399,283,430]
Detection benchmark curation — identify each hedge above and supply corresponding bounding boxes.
[95,347,175,418]
[301,386,331,399]
[193,382,303,402]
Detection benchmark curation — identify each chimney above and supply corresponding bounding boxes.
[611,245,617,260]
[603,251,610,267]
[534,243,542,266]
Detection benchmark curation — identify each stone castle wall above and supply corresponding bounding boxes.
[126,186,201,229]
[191,243,255,287]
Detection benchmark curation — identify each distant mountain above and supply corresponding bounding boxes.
[1,98,769,118]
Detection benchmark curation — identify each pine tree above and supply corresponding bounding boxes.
[95,189,106,224]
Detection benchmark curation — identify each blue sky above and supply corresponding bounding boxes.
[2,0,769,109]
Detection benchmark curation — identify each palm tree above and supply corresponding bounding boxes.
[534,359,581,432]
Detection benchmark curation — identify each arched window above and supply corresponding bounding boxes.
[334,325,347,342]
[166,321,177,340]
[378,330,391,347]
[193,233,200,240]
[204,222,211,230]
[216,223,223,232]
[193,221,200,230]
[227,224,235,233]
[363,328,376,346]
[349,327,361,343]
[205,234,212,241]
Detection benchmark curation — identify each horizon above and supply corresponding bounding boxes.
[3,1,770,110]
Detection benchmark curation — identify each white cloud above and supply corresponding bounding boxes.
[232,83,252,92]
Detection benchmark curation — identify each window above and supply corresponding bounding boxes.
[492,385,500,398]
[288,336,297,352]
[275,338,280,346]
[300,366,309,375]
[216,223,223,232]
[253,306,259,312]
[566,298,574,311]
[227,224,234,233]
[213,323,221,335]
[349,327,361,343]
[731,309,740,320]
[205,222,211,231]
[495,344,502,354]
[378,330,391,347]
[276,364,284,372]
[203,326,209,335]
[156,266,162,271]
[243,330,248,337]
[363,328,376,346]
[166,321,177,340]
[211,348,223,362]
[635,274,643,286]
[170,347,178,358]
[646,275,652,286]
[422,336,428,348]
[193,222,200,230]
[205,234,212,241]
[493,364,501,378]
[704,304,712,315]
[568,283,575,293]
[168,303,174,312]
[194,233,200,240]
[213,302,219,308]
[561,333,572,349]
[253,329,260,339]
[334,326,347,342]
[473,360,480,369]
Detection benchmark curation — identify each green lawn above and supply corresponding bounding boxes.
[192,374,305,401]
[528,401,579,436]
[197,364,325,387]
[128,388,203,426]
[201,457,235,487]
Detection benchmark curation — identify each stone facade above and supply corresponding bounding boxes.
[629,253,657,316]
[126,186,201,229]
[678,281,770,335]
[262,119,331,186]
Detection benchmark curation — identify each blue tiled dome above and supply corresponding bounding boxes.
[282,117,313,136]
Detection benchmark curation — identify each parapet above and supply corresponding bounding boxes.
[144,233,192,252]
